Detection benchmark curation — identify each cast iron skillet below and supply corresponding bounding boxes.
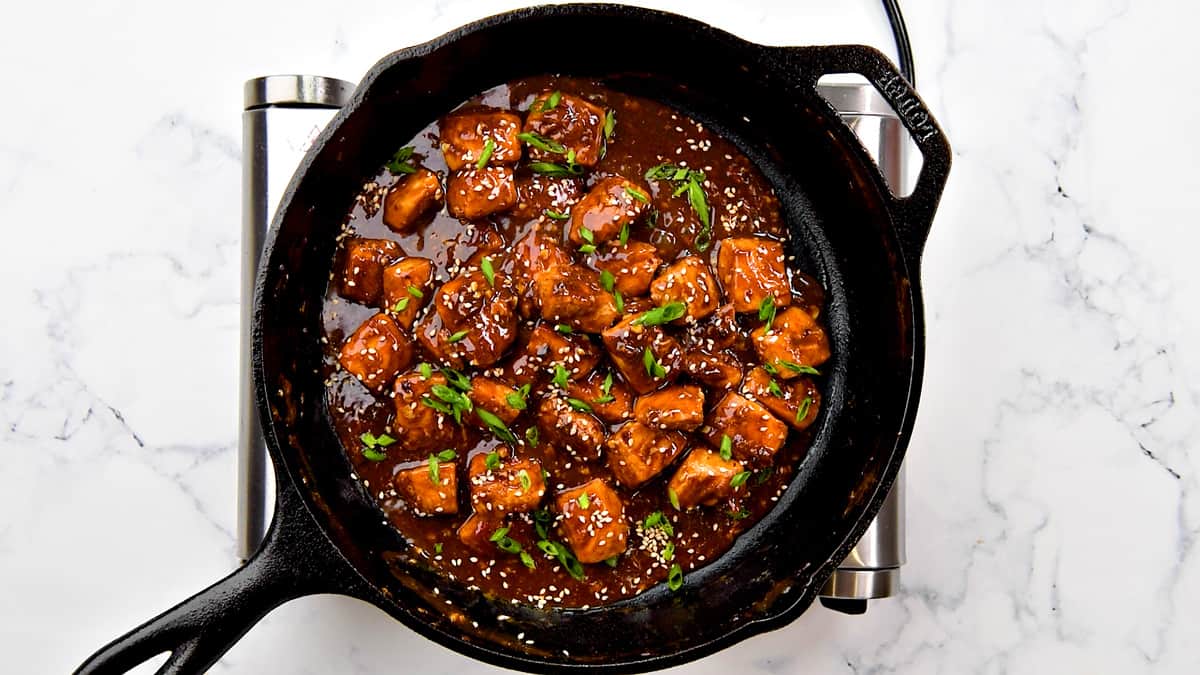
[78,4,949,673]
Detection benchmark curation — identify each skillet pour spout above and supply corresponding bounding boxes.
[77,4,949,674]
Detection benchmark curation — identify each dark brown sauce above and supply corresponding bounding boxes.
[321,77,825,608]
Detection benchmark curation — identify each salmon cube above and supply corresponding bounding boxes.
[751,306,831,378]
[601,314,683,395]
[605,421,687,488]
[383,168,443,232]
[649,256,720,323]
[415,313,463,369]
[507,324,601,387]
[742,367,821,430]
[447,166,518,220]
[512,174,585,221]
[381,257,434,328]
[439,109,523,171]
[589,240,662,297]
[532,264,620,333]
[392,372,463,454]
[467,376,523,428]
[715,237,792,313]
[634,384,705,432]
[467,453,547,514]
[667,449,745,510]
[458,512,504,553]
[338,313,413,392]
[683,350,743,390]
[394,461,458,516]
[339,237,400,305]
[566,370,633,424]
[523,92,607,168]
[683,303,746,352]
[555,479,629,563]
[512,229,574,317]
[537,395,606,463]
[424,268,519,367]
[703,392,788,467]
[568,176,650,246]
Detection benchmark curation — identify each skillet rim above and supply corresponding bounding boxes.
[253,4,937,671]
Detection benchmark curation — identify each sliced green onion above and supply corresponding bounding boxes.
[730,471,751,489]
[768,379,783,397]
[447,329,469,343]
[566,398,593,413]
[477,408,516,443]
[779,360,821,375]
[533,509,553,540]
[480,256,495,287]
[518,131,566,154]
[796,395,814,424]
[758,296,777,332]
[599,269,615,293]
[505,388,528,411]
[441,367,471,391]
[542,91,562,111]
[476,138,495,170]
[719,434,732,461]
[688,178,712,252]
[386,146,417,175]
[495,537,522,554]
[633,301,686,327]
[643,347,666,379]
[668,563,683,591]
[552,363,570,388]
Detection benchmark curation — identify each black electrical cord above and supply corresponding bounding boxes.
[880,0,915,86]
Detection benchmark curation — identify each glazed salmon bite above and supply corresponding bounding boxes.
[322,77,830,606]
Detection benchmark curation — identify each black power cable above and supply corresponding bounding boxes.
[880,0,915,86]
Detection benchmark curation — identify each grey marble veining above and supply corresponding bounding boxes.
[1,0,1197,672]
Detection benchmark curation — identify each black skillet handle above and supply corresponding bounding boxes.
[75,476,370,675]
[777,45,952,262]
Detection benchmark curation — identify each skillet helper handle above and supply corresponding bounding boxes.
[75,477,367,675]
[778,45,952,261]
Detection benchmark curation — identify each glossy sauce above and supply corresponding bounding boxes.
[321,77,825,607]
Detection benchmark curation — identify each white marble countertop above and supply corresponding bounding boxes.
[3,0,1198,672]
